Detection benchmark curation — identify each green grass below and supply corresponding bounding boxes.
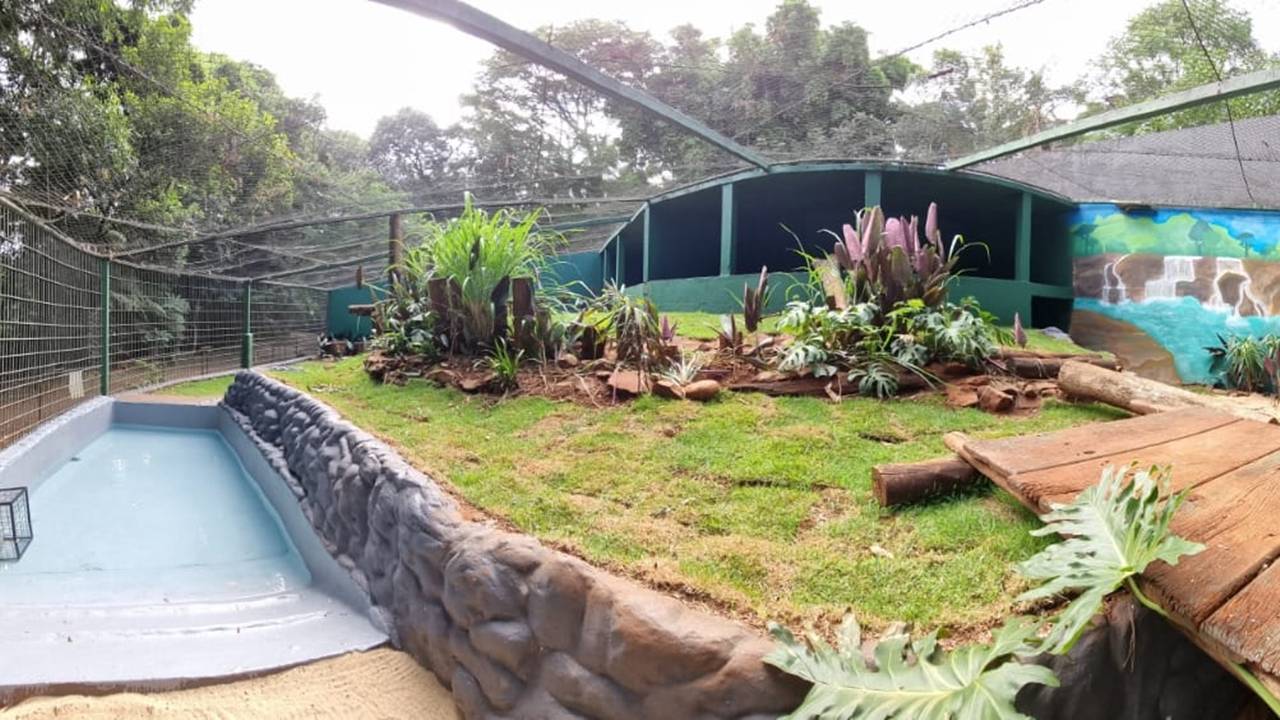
[157,374,234,398]
[241,357,1123,634]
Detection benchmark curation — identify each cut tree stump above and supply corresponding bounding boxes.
[1058,360,1276,424]
[872,456,981,507]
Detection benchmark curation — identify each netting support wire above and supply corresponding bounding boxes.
[945,66,1280,170]
[99,256,111,396]
[256,251,389,283]
[369,0,771,170]
[241,281,254,369]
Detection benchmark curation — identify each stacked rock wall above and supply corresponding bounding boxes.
[221,371,805,719]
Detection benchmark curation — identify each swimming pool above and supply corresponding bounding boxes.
[0,396,385,692]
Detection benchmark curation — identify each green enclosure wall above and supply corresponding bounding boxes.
[548,251,604,294]
[327,285,380,339]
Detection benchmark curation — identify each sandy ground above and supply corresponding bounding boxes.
[2,649,459,720]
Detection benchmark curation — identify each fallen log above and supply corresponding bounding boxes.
[999,354,1119,379]
[872,456,981,507]
[1058,360,1276,424]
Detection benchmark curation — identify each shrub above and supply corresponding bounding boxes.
[1206,333,1280,394]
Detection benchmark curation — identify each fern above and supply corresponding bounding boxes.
[1016,464,1204,654]
[765,616,1057,720]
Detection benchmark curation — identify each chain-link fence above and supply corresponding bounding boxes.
[0,200,325,450]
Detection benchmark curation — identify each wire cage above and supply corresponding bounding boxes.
[0,486,32,562]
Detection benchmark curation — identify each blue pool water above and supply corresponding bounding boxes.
[0,424,310,605]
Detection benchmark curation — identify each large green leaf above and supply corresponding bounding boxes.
[765,616,1057,720]
[1016,464,1205,654]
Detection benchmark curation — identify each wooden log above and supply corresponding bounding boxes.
[1058,360,1276,424]
[872,456,982,507]
[347,304,375,317]
[1001,354,1119,379]
[511,277,535,321]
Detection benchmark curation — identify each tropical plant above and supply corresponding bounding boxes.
[768,464,1208,719]
[1206,333,1280,395]
[660,314,678,345]
[589,283,664,366]
[742,266,771,333]
[821,203,979,316]
[716,313,743,352]
[415,195,560,351]
[482,340,523,391]
[658,351,707,386]
[1017,464,1204,654]
[766,616,1056,720]
[371,293,440,360]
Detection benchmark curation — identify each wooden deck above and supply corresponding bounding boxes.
[946,406,1280,696]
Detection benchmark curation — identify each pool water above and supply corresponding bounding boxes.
[0,424,310,605]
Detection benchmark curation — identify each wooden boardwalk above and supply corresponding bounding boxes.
[946,406,1280,696]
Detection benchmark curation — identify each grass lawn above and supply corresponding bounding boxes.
[165,357,1124,634]
[156,374,235,398]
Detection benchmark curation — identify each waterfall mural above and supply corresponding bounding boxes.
[1071,204,1280,384]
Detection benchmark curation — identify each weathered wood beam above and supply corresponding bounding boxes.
[370,0,772,170]
[946,67,1280,169]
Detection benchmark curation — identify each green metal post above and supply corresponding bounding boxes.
[99,257,110,396]
[615,234,626,285]
[241,281,254,368]
[719,183,736,276]
[1015,192,1032,283]
[864,170,882,208]
[641,204,651,284]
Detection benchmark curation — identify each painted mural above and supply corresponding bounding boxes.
[1070,203,1280,384]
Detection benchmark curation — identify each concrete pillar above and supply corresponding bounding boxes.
[1015,192,1032,283]
[641,204,651,284]
[719,183,736,276]
[864,170,882,208]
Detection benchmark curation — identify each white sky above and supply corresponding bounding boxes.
[189,0,1280,138]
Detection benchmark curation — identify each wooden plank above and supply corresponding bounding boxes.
[1205,559,1280,674]
[1022,420,1280,511]
[1142,450,1280,624]
[946,407,1237,477]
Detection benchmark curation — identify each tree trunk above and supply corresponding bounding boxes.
[1002,355,1119,379]
[1058,360,1275,424]
[872,456,981,507]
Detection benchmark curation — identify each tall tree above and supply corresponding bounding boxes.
[896,45,1066,161]
[368,108,456,195]
[1084,0,1279,132]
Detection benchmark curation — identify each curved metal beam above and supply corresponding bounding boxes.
[370,0,771,170]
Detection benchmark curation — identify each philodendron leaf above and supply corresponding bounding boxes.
[1016,464,1205,655]
[765,616,1057,720]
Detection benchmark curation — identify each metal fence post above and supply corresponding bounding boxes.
[99,257,111,395]
[241,281,254,368]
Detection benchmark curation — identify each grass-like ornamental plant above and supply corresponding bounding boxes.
[1016,464,1204,655]
[766,616,1057,720]
[1205,333,1280,395]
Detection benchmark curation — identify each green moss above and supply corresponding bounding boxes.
[260,357,1120,632]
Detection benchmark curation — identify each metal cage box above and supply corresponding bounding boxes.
[0,487,32,561]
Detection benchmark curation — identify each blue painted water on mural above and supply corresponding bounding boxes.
[1075,297,1280,384]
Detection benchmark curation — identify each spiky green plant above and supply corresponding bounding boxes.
[1206,334,1280,394]
[766,616,1056,720]
[1016,464,1204,654]
[482,340,523,391]
[589,282,663,366]
[418,195,559,350]
[658,351,706,386]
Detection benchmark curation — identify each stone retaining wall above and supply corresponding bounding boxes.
[222,371,805,719]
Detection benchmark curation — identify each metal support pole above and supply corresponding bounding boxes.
[241,281,254,369]
[641,205,651,284]
[99,257,110,396]
[719,184,736,277]
[864,171,882,209]
[1015,192,1032,283]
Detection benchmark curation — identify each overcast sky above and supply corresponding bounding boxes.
[189,0,1280,138]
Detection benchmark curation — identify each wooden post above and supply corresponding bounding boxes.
[241,281,254,369]
[872,456,981,508]
[864,170,882,209]
[388,212,404,286]
[719,183,736,277]
[99,257,111,396]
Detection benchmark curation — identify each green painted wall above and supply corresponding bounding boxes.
[327,285,381,339]
[547,251,604,294]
